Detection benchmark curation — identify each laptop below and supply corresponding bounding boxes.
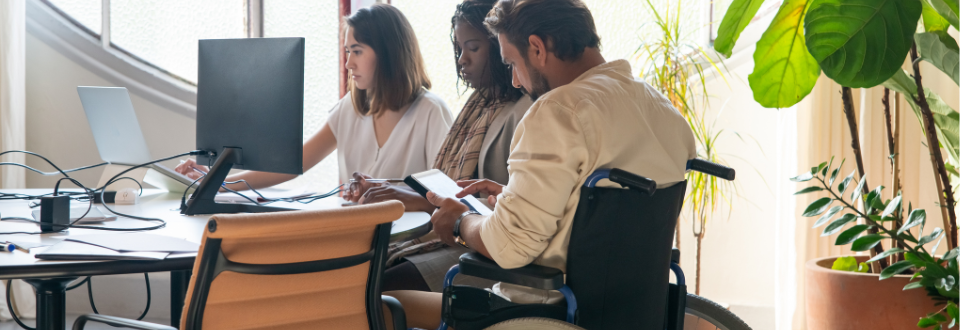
[77,86,196,190]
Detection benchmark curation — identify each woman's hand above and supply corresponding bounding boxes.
[455,179,505,206]
[359,184,434,212]
[346,172,381,203]
[175,159,207,181]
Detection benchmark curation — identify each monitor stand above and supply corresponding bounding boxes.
[180,147,293,215]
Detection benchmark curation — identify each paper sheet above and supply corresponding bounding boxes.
[66,233,199,253]
[36,241,169,261]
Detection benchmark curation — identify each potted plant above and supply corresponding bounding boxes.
[794,159,958,329]
[635,0,739,296]
[715,0,960,328]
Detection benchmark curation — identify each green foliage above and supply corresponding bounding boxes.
[923,0,953,32]
[795,160,959,327]
[747,0,819,108]
[831,256,869,273]
[714,0,766,58]
[636,0,736,238]
[803,0,921,88]
[915,32,959,85]
[928,0,960,29]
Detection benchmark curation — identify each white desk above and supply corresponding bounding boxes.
[0,189,432,330]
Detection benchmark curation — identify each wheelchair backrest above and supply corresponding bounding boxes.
[565,181,686,329]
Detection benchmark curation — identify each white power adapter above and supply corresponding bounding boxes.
[115,187,140,205]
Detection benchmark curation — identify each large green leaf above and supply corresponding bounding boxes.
[813,206,843,227]
[804,0,922,88]
[851,234,885,251]
[928,0,960,29]
[882,69,960,163]
[923,0,952,32]
[915,32,959,85]
[714,0,767,58]
[748,0,820,108]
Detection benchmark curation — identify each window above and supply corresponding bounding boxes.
[110,1,247,83]
[41,0,343,193]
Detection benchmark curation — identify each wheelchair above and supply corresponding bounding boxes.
[435,159,752,330]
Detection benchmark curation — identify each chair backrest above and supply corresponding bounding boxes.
[180,201,405,330]
[565,182,686,329]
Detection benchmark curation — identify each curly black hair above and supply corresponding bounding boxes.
[451,0,523,104]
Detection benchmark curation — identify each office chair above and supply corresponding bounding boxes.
[72,200,409,330]
[436,160,743,330]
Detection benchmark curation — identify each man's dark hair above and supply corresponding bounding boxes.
[451,0,523,104]
[484,0,600,62]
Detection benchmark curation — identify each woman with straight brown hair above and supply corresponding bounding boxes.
[176,4,453,190]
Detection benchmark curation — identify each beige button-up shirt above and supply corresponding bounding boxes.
[478,59,696,303]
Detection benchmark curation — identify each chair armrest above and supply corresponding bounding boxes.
[458,252,564,291]
[72,314,176,330]
[381,295,406,330]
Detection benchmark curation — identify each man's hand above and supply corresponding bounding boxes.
[456,179,505,206]
[425,191,470,246]
[346,172,382,203]
[360,185,435,212]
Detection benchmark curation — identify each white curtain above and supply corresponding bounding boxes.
[0,0,35,322]
[1,0,25,188]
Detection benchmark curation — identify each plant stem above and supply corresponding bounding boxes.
[882,88,900,263]
[892,93,904,262]
[909,44,958,250]
[841,87,888,270]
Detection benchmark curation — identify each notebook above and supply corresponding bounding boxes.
[404,169,493,216]
[35,241,169,261]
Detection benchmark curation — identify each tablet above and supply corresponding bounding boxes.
[404,169,493,216]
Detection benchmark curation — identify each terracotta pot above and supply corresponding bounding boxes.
[806,256,937,330]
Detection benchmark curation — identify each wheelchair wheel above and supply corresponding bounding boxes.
[484,317,586,330]
[684,293,752,330]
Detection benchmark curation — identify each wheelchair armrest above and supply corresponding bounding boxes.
[458,252,565,291]
[72,314,176,330]
[672,248,680,264]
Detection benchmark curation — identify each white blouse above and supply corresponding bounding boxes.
[327,91,454,184]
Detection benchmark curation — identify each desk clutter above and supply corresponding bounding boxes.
[6,233,199,261]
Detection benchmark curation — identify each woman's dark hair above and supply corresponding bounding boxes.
[346,4,431,117]
[484,0,600,62]
[451,0,522,104]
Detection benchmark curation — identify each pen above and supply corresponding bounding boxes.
[1,243,14,252]
[7,242,28,253]
[348,179,405,183]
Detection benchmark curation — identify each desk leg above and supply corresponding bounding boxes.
[169,270,191,328]
[23,277,77,330]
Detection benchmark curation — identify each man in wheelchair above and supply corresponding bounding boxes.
[383,0,696,328]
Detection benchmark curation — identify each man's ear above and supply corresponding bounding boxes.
[528,34,548,67]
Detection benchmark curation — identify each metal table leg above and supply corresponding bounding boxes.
[22,277,78,330]
[169,270,191,328]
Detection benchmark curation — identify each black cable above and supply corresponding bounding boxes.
[0,161,108,177]
[0,150,73,178]
[86,274,151,320]
[6,280,36,330]
[54,177,94,226]
[65,277,89,291]
[98,151,201,223]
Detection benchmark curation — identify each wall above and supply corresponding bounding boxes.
[24,32,195,189]
[23,29,193,322]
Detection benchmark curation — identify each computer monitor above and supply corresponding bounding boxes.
[182,37,305,215]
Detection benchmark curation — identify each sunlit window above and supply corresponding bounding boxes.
[264,0,341,191]
[46,0,101,35]
[110,0,247,83]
